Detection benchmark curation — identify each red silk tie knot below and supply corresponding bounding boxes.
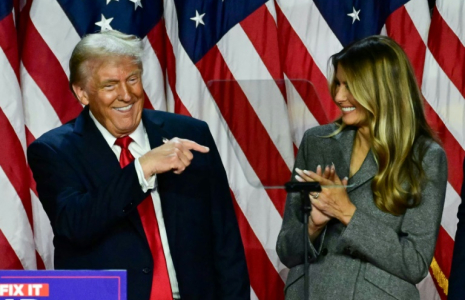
[115,135,133,149]
[115,136,135,168]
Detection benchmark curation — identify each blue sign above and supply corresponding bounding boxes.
[0,270,126,300]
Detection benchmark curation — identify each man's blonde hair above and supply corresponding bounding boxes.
[69,30,143,94]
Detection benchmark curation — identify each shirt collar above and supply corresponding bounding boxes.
[89,110,147,149]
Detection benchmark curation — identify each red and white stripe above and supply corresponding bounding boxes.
[422,1,464,299]
[162,1,290,297]
[0,3,37,270]
[3,0,463,299]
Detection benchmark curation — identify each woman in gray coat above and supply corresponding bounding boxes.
[276,36,448,300]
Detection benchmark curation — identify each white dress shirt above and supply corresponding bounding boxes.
[89,112,180,298]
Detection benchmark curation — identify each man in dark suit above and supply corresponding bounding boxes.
[27,30,249,300]
[449,160,465,299]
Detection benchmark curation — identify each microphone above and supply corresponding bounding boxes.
[284,181,321,193]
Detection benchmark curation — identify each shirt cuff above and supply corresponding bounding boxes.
[135,158,156,192]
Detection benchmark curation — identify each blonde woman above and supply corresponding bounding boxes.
[276,35,447,300]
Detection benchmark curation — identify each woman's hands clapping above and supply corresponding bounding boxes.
[295,164,356,242]
[295,165,332,242]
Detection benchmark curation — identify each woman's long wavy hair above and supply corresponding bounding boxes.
[329,35,438,216]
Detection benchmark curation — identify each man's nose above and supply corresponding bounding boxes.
[118,84,131,101]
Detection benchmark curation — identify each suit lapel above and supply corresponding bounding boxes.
[142,110,178,251]
[348,150,377,193]
[143,111,170,149]
[73,107,121,181]
[332,127,378,193]
[73,107,148,244]
[331,126,355,181]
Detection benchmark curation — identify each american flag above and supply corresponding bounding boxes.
[1,0,462,299]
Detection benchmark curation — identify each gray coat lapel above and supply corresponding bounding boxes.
[331,126,378,193]
[330,126,354,183]
[348,150,378,193]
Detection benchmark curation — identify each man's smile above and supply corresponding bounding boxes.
[113,104,133,112]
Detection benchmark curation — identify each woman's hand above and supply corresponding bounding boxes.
[295,165,332,241]
[303,165,355,226]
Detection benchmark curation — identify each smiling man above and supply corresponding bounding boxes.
[27,30,249,300]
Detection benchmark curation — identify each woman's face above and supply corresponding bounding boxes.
[334,66,369,130]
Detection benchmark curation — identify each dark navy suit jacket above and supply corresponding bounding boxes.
[449,160,465,299]
[28,107,250,300]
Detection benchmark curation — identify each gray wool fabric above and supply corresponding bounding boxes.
[276,124,448,300]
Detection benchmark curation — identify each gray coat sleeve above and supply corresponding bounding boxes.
[276,130,326,268]
[337,143,448,284]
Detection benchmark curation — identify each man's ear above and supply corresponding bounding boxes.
[72,84,89,105]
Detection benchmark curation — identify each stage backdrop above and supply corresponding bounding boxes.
[0,0,463,299]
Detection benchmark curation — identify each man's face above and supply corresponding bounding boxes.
[74,56,144,137]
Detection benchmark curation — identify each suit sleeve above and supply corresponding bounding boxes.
[337,143,448,284]
[448,159,465,299]
[202,123,250,299]
[28,140,148,247]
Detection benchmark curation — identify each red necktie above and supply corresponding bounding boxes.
[115,136,173,300]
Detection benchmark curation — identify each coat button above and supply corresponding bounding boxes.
[321,248,328,256]
[142,268,151,274]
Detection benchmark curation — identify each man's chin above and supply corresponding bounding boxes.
[107,122,140,137]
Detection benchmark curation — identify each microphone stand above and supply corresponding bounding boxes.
[285,182,321,300]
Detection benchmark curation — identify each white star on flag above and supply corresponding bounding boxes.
[190,10,206,28]
[106,0,118,4]
[129,0,143,10]
[347,7,361,24]
[95,14,114,31]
